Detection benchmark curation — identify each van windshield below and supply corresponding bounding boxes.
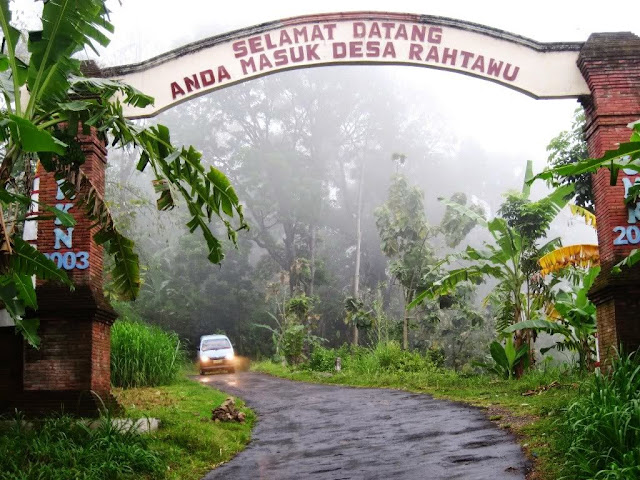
[201,338,231,350]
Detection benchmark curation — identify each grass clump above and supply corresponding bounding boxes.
[559,353,640,479]
[111,317,185,388]
[0,415,164,479]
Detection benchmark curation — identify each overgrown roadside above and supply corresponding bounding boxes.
[113,376,255,480]
[252,361,583,480]
[0,377,254,480]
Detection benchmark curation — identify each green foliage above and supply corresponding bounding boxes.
[305,341,439,374]
[111,315,185,388]
[416,282,489,372]
[307,343,339,372]
[475,337,528,379]
[0,377,256,479]
[506,267,599,371]
[545,108,593,211]
[375,175,430,258]
[375,174,437,348]
[559,352,640,479]
[0,414,164,479]
[0,237,72,347]
[439,192,486,248]
[344,296,373,329]
[285,294,312,321]
[0,1,246,344]
[499,192,558,245]
[413,170,572,378]
[255,293,322,364]
[412,216,526,307]
[282,324,305,365]
[254,312,287,358]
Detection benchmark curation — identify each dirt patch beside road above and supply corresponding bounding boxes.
[199,372,530,480]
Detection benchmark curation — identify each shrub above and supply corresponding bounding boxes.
[0,414,165,479]
[111,318,185,388]
[308,344,337,372]
[282,324,305,364]
[559,352,640,479]
[373,341,434,373]
[305,341,438,374]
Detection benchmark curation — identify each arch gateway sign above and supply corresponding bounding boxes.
[103,12,591,119]
[2,12,639,416]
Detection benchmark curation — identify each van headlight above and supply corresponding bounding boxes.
[199,354,208,362]
[225,352,234,360]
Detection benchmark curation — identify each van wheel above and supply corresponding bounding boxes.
[200,370,206,375]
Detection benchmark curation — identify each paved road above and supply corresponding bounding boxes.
[200,372,529,480]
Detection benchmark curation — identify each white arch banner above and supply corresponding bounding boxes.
[102,12,590,119]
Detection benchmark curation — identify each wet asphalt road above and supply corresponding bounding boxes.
[199,372,529,480]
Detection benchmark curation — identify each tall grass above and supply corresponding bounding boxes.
[559,352,640,479]
[0,414,165,479]
[111,318,185,388]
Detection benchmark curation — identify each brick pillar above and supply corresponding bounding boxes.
[578,33,640,365]
[2,126,118,417]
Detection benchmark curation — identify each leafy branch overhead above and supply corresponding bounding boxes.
[0,0,246,345]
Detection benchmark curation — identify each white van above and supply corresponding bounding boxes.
[199,334,235,374]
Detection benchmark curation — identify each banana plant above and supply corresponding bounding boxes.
[0,1,247,346]
[474,336,528,379]
[505,266,599,370]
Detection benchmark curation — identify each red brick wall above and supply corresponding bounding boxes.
[579,32,640,364]
[36,127,106,292]
[23,319,93,391]
[91,322,111,392]
[18,125,117,408]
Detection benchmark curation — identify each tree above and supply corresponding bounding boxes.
[439,192,486,248]
[0,0,246,345]
[545,108,593,211]
[412,164,572,376]
[375,174,435,350]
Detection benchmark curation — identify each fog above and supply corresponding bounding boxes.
[41,0,636,360]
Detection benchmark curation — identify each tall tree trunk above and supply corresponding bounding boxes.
[352,156,366,346]
[283,222,297,295]
[402,290,411,350]
[403,305,409,350]
[309,224,316,296]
